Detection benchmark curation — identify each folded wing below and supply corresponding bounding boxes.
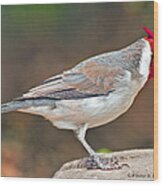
[21,60,130,100]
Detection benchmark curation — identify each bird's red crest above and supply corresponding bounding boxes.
[143,26,154,79]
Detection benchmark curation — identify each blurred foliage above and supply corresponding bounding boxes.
[2,4,69,28]
[124,1,153,14]
[1,2,154,178]
[96,148,112,154]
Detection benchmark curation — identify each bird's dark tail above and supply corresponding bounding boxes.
[1,100,29,114]
[1,98,57,114]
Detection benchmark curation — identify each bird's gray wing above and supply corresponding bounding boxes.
[22,60,129,100]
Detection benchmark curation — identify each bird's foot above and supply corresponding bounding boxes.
[84,154,129,170]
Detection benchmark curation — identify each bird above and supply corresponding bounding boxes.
[1,27,154,170]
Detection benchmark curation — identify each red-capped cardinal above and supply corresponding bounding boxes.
[1,27,154,170]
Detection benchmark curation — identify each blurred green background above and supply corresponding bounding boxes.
[1,2,154,177]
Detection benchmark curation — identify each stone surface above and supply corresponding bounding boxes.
[54,149,154,180]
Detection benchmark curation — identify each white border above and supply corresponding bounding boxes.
[0,0,162,186]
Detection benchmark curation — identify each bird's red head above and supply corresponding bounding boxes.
[143,26,154,79]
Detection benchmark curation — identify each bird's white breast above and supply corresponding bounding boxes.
[47,87,136,130]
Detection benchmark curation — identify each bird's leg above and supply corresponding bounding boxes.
[74,125,108,169]
[74,124,95,156]
[74,125,127,170]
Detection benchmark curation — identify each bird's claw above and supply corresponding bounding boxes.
[84,155,129,170]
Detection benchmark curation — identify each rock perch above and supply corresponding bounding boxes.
[54,149,154,180]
